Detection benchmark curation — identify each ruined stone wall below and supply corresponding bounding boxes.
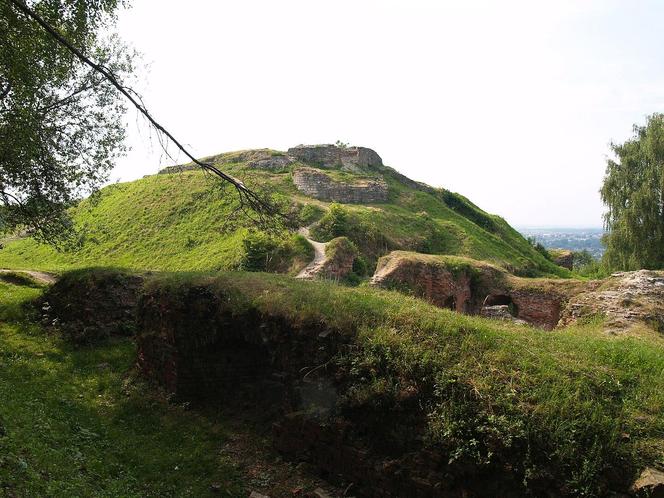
[292,167,388,204]
[510,289,564,329]
[371,252,574,329]
[287,144,383,172]
[318,237,357,280]
[370,254,476,313]
[135,278,523,498]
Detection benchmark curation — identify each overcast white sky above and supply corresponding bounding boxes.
[113,0,664,228]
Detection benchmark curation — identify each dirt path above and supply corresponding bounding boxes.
[295,227,328,280]
[0,269,57,285]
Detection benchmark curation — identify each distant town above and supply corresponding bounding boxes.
[518,227,605,259]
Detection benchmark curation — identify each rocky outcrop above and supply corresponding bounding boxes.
[247,155,292,170]
[560,270,664,332]
[287,144,382,172]
[550,249,574,270]
[293,167,388,204]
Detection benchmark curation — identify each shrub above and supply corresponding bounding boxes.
[312,203,350,239]
[298,203,325,225]
[241,232,314,273]
[242,231,279,271]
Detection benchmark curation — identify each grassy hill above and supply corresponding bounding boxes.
[1,268,662,495]
[0,147,569,278]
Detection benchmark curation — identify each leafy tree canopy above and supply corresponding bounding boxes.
[601,113,664,270]
[0,0,133,246]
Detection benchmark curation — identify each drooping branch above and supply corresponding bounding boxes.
[0,82,10,100]
[8,0,279,219]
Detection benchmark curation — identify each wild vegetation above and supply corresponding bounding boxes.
[3,268,663,496]
[0,153,570,278]
[0,0,134,245]
[601,113,664,271]
[0,276,245,496]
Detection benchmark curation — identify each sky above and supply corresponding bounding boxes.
[113,0,664,228]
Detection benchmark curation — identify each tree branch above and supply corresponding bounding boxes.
[0,82,10,100]
[8,0,279,219]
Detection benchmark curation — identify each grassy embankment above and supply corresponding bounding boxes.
[0,274,244,496]
[1,268,663,494]
[0,154,570,278]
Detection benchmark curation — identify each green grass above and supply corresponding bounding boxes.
[2,268,663,495]
[0,153,571,277]
[0,279,242,497]
[143,270,663,495]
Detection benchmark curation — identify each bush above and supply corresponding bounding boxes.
[311,203,350,239]
[352,256,369,277]
[527,236,553,261]
[241,231,314,273]
[242,232,279,271]
[298,203,325,225]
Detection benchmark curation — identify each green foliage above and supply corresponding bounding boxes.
[601,113,664,270]
[0,172,298,272]
[312,203,349,239]
[298,203,325,225]
[144,270,664,495]
[441,191,498,233]
[242,231,312,273]
[311,204,391,266]
[352,255,369,276]
[571,250,609,278]
[241,231,279,271]
[0,279,242,496]
[527,236,553,261]
[0,158,571,278]
[0,0,135,246]
[324,236,358,260]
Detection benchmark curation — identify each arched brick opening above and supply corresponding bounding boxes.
[483,294,519,316]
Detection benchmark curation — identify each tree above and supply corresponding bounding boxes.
[1,0,134,246]
[1,1,277,248]
[601,113,664,270]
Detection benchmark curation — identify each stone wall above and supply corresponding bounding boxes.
[318,237,357,280]
[287,144,383,172]
[510,289,564,329]
[136,277,523,498]
[370,252,479,313]
[292,167,388,204]
[370,251,576,329]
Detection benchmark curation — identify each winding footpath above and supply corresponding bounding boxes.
[295,227,328,280]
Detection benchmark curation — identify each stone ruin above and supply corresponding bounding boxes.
[156,143,391,204]
[158,144,384,174]
[287,144,383,173]
[292,167,388,204]
[370,252,578,330]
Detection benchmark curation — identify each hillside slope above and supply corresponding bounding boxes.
[0,145,569,277]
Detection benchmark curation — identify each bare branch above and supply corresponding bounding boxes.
[8,0,280,220]
[0,82,10,100]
